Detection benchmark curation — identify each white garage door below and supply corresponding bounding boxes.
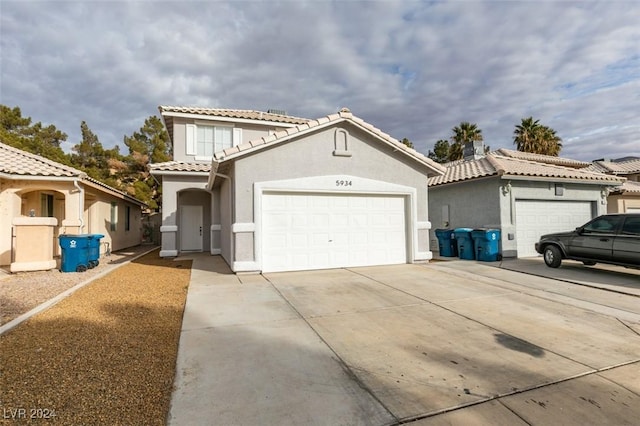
[515,200,593,257]
[627,207,640,213]
[262,192,407,272]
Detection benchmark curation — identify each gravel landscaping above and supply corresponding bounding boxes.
[0,249,192,425]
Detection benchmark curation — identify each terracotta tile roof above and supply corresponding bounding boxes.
[0,141,147,206]
[0,141,83,177]
[150,161,211,173]
[159,106,310,125]
[611,180,640,194]
[213,108,447,176]
[495,148,592,168]
[589,158,640,175]
[429,152,624,187]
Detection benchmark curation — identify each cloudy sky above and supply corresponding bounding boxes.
[1,0,638,161]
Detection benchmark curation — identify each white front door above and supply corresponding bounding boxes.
[180,205,203,252]
[515,200,593,257]
[262,192,407,272]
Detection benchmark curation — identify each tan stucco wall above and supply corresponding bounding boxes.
[83,189,144,253]
[607,194,640,213]
[1,178,143,267]
[0,178,82,266]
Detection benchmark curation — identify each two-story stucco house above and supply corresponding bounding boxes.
[151,107,445,273]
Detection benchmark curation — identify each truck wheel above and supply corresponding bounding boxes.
[543,246,562,268]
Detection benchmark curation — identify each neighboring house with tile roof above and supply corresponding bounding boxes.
[151,107,445,273]
[0,142,147,272]
[588,158,640,214]
[427,147,625,258]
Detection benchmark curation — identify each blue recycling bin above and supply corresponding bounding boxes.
[59,234,91,272]
[471,229,502,262]
[87,234,104,268]
[453,228,475,260]
[435,229,458,257]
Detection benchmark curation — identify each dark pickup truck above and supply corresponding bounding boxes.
[535,213,640,268]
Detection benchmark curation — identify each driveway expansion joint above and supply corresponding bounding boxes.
[262,273,400,423]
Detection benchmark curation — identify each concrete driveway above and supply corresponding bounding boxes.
[168,256,640,425]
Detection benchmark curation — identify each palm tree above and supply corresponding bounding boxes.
[449,122,483,161]
[539,126,563,156]
[513,117,562,156]
[513,117,541,153]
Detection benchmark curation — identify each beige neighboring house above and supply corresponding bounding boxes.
[0,141,147,272]
[151,106,445,273]
[588,158,640,213]
[428,147,625,258]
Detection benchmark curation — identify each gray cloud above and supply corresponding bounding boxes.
[1,0,638,161]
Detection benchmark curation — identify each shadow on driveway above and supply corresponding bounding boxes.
[498,257,640,296]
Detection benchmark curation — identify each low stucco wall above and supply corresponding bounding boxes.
[10,217,58,272]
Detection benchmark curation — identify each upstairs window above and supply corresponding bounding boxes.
[186,124,240,158]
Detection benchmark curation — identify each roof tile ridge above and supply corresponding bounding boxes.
[485,154,505,174]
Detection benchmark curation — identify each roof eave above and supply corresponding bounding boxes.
[500,174,625,185]
[160,110,301,128]
[0,172,81,181]
[149,170,210,177]
[216,115,446,177]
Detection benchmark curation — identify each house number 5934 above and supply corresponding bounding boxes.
[336,180,353,187]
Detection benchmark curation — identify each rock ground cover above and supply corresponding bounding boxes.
[0,245,158,326]
[0,250,192,425]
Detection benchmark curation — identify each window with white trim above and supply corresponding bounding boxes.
[186,124,240,157]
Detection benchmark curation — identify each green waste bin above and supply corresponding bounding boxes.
[471,229,502,262]
[59,234,91,272]
[453,228,475,260]
[435,229,458,257]
[87,234,104,268]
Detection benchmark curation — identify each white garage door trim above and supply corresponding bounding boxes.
[261,192,408,272]
[254,175,419,272]
[515,200,594,257]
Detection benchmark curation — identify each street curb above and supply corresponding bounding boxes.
[0,246,159,336]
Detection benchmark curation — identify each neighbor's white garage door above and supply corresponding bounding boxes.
[262,192,407,272]
[515,200,593,257]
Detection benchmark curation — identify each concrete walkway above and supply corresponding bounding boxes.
[168,255,640,425]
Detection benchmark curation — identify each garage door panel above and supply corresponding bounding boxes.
[262,192,407,272]
[515,200,593,258]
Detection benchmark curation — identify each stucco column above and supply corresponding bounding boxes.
[61,187,84,234]
[159,181,178,257]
